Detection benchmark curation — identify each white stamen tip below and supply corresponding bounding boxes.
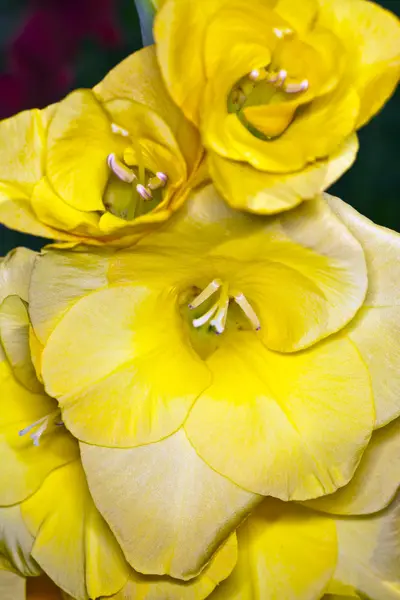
[189,279,222,309]
[234,293,261,331]
[284,79,309,94]
[107,153,136,183]
[136,184,153,200]
[111,123,130,137]
[276,69,288,87]
[273,27,292,38]
[249,69,261,81]
[156,171,168,185]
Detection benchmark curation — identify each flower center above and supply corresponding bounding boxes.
[228,28,309,138]
[189,279,261,335]
[19,410,63,446]
[104,123,169,220]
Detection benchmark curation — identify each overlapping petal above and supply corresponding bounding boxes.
[80,430,259,579]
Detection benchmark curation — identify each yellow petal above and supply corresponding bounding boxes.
[21,460,130,600]
[0,359,79,505]
[46,90,119,212]
[80,429,259,579]
[0,296,43,393]
[111,186,367,353]
[41,286,210,446]
[114,534,237,600]
[185,331,373,500]
[317,0,400,127]
[208,134,358,214]
[29,248,110,345]
[31,178,100,237]
[275,0,318,33]
[154,0,229,124]
[0,109,45,187]
[305,418,400,515]
[94,46,201,176]
[332,492,400,599]
[210,499,337,600]
[0,506,40,576]
[0,248,36,305]
[326,194,400,426]
[0,184,69,241]
[0,571,26,600]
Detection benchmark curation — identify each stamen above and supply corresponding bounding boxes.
[192,303,219,328]
[273,27,293,39]
[148,171,168,191]
[284,79,309,93]
[136,184,153,201]
[249,69,261,81]
[19,410,62,447]
[189,279,221,309]
[234,293,261,331]
[275,69,288,88]
[107,153,136,184]
[111,123,130,137]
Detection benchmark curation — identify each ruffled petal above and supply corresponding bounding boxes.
[0,358,78,505]
[80,429,259,579]
[210,499,336,600]
[0,248,36,305]
[327,195,400,426]
[305,418,400,515]
[317,0,400,127]
[21,460,130,600]
[208,135,358,215]
[94,46,201,177]
[41,286,210,447]
[0,506,40,576]
[29,248,110,345]
[113,535,237,600]
[331,492,400,599]
[185,332,373,499]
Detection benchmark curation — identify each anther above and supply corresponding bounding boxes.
[275,69,288,88]
[284,79,309,93]
[107,153,136,183]
[189,279,222,309]
[148,171,168,191]
[249,69,261,81]
[136,184,153,201]
[234,293,261,331]
[19,411,62,447]
[273,27,293,39]
[111,123,130,137]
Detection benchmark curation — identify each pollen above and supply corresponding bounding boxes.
[189,280,261,334]
[19,410,63,446]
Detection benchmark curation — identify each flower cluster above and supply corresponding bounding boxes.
[0,1,399,600]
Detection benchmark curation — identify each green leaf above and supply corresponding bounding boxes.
[134,0,156,46]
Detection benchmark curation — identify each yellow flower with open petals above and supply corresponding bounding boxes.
[155,0,400,214]
[27,184,400,585]
[0,248,241,600]
[0,46,202,246]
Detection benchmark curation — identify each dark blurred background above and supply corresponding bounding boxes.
[0,0,399,253]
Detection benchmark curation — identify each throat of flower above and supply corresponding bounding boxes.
[189,279,261,335]
[104,123,169,220]
[19,409,63,446]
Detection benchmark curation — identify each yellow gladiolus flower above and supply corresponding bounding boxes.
[25,183,400,586]
[0,248,240,600]
[154,0,400,214]
[0,46,202,246]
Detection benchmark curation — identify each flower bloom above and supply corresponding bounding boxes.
[13,184,398,596]
[0,46,202,246]
[154,0,400,214]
